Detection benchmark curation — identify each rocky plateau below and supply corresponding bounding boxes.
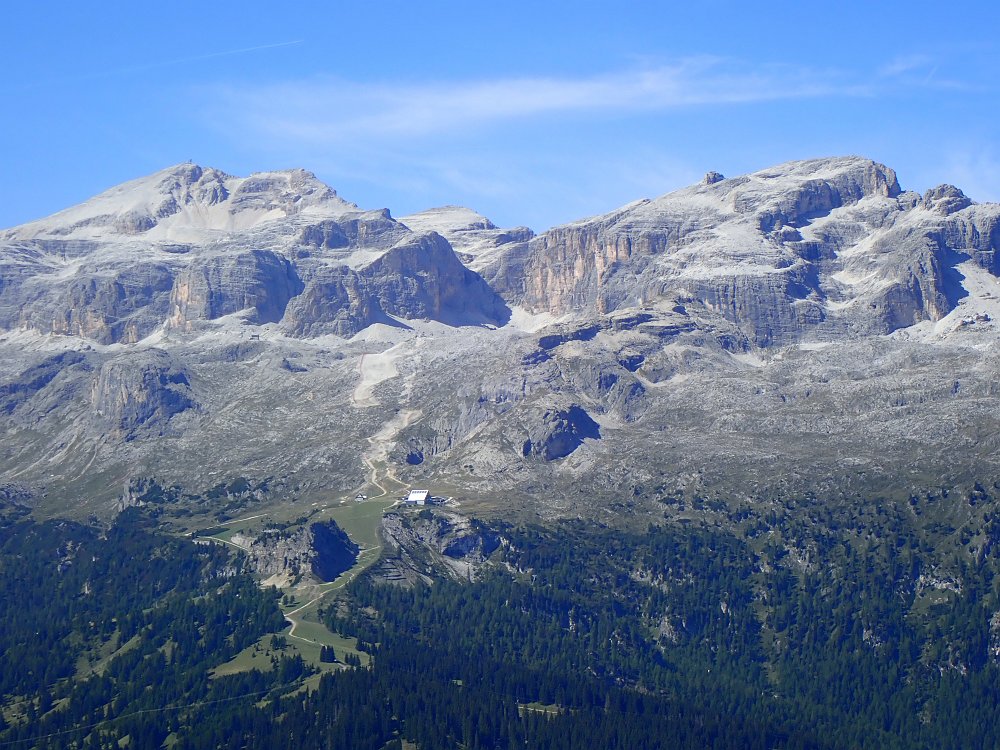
[1,156,999,522]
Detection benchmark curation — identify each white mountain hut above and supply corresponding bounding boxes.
[405,489,430,505]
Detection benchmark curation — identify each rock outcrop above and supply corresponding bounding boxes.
[296,210,408,253]
[378,510,503,582]
[521,405,601,460]
[90,350,195,438]
[233,520,359,584]
[283,232,509,336]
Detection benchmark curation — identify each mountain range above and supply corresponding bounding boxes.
[2,156,999,521]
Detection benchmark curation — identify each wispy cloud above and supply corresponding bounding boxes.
[144,40,305,69]
[207,58,868,144]
[876,53,975,91]
[878,54,934,78]
[194,55,985,229]
[5,40,305,95]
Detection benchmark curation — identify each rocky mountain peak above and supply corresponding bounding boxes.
[4,164,357,242]
[402,206,498,234]
[705,156,901,225]
[400,206,535,275]
[226,167,352,214]
[749,155,899,196]
[923,184,973,214]
[0,163,511,344]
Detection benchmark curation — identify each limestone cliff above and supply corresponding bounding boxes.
[3,157,1000,516]
[231,521,359,585]
[283,232,510,337]
[167,249,303,329]
[90,349,195,439]
[492,157,996,347]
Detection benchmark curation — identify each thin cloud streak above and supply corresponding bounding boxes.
[4,40,305,95]
[209,58,870,144]
[162,40,305,66]
[878,54,934,78]
[876,53,979,92]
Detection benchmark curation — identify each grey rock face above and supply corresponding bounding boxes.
[281,268,376,337]
[296,210,407,254]
[378,510,503,583]
[939,205,1000,275]
[168,249,303,328]
[735,157,901,230]
[0,352,88,416]
[283,232,510,337]
[364,233,509,325]
[923,184,973,215]
[236,521,358,583]
[0,245,177,344]
[522,405,601,460]
[90,350,195,438]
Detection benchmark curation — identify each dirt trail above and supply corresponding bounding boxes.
[276,343,425,643]
[283,546,384,643]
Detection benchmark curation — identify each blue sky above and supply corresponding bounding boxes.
[3,1,998,231]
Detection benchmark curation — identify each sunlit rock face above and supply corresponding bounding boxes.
[0,164,506,344]
[492,157,999,347]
